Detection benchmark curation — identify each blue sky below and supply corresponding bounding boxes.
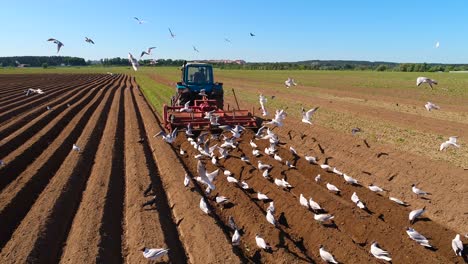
[1,0,467,63]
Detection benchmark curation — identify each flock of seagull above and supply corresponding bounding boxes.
[148,96,465,262]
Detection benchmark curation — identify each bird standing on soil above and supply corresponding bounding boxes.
[309,198,323,212]
[232,229,241,246]
[142,195,157,208]
[351,127,361,135]
[343,174,359,185]
[266,210,276,226]
[319,245,338,264]
[257,192,270,201]
[47,38,64,53]
[326,183,341,195]
[389,197,408,206]
[406,227,432,248]
[299,194,309,209]
[370,242,392,262]
[267,201,275,214]
[285,77,297,88]
[301,107,319,124]
[85,37,95,44]
[200,197,210,214]
[409,207,426,224]
[452,234,464,256]
[368,184,385,193]
[315,174,321,182]
[439,136,460,151]
[416,77,438,89]
[351,192,367,210]
[72,144,81,152]
[411,184,430,196]
[314,214,334,224]
[141,247,169,260]
[184,173,190,187]
[128,53,139,71]
[228,216,238,231]
[425,102,440,111]
[255,234,271,250]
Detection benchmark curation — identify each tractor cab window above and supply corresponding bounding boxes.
[187,66,212,84]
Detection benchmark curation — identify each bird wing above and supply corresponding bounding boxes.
[449,136,457,144]
[207,169,219,182]
[170,127,178,139]
[306,107,319,119]
[140,51,147,58]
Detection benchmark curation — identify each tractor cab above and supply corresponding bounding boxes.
[175,62,224,109]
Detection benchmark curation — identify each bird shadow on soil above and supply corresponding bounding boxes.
[276,231,314,263]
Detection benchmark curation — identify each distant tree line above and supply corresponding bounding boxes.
[0,56,86,67]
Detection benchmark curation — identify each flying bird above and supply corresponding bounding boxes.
[435,41,440,48]
[370,242,392,262]
[319,245,338,264]
[193,46,200,52]
[168,27,176,38]
[224,38,231,43]
[425,102,440,111]
[196,160,218,190]
[416,77,438,89]
[128,53,139,71]
[141,247,169,260]
[47,38,64,53]
[134,17,146,24]
[301,107,319,124]
[85,37,95,44]
[140,47,156,58]
[184,173,190,187]
[250,32,256,37]
[439,136,460,151]
[153,128,178,143]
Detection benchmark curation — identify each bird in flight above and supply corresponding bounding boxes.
[224,38,231,43]
[301,107,319,124]
[128,53,139,71]
[416,77,438,89]
[168,28,176,38]
[435,41,440,48]
[134,17,146,24]
[250,32,255,37]
[47,38,64,53]
[85,37,95,44]
[140,47,156,58]
[193,46,200,52]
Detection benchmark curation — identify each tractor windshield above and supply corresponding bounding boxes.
[187,65,212,84]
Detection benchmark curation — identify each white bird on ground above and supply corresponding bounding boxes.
[241,181,250,189]
[168,27,176,38]
[274,178,292,189]
[153,128,178,143]
[232,229,241,246]
[309,198,322,211]
[285,160,295,168]
[452,234,464,256]
[184,173,190,187]
[240,155,250,164]
[439,136,460,151]
[305,155,318,164]
[290,146,298,156]
[368,184,385,193]
[266,210,276,226]
[274,153,282,162]
[411,184,430,196]
[370,242,392,262]
[252,149,261,157]
[215,195,229,204]
[250,139,258,148]
[179,148,185,155]
[351,192,367,210]
[85,37,95,44]
[320,164,331,171]
[140,46,156,58]
[299,194,309,208]
[72,144,81,152]
[257,192,270,201]
[128,52,139,71]
[343,174,359,185]
[301,107,319,124]
[389,197,408,206]
[332,167,343,176]
[267,201,275,214]
[200,197,210,214]
[319,245,338,264]
[258,161,272,170]
[226,175,238,183]
[409,207,426,224]
[285,77,297,88]
[262,170,270,179]
[406,227,432,248]
[417,77,438,89]
[314,214,334,224]
[326,183,340,194]
[315,174,321,182]
[255,234,271,250]
[141,247,169,260]
[47,38,64,53]
[425,102,440,111]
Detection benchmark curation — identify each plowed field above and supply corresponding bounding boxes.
[0,74,465,263]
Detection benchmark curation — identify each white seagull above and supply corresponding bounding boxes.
[47,38,64,53]
[411,184,430,196]
[301,107,319,124]
[425,102,440,111]
[196,160,217,190]
[343,174,359,185]
[141,247,169,260]
[250,139,258,148]
[452,234,464,256]
[200,197,210,214]
[266,210,276,226]
[255,234,271,250]
[72,144,81,152]
[319,245,338,264]
[140,47,156,58]
[153,128,178,143]
[232,229,241,246]
[389,197,408,206]
[259,94,268,116]
[184,173,190,187]
[128,52,139,71]
[305,155,318,164]
[326,183,340,194]
[299,194,309,209]
[406,227,432,248]
[416,77,438,89]
[309,198,322,211]
[314,213,334,224]
[257,192,270,201]
[409,207,426,224]
[368,184,385,193]
[439,136,460,151]
[370,242,392,262]
[285,77,297,88]
[258,161,272,170]
[267,201,275,214]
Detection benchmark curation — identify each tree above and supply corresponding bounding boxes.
[375,64,387,71]
[42,63,48,69]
